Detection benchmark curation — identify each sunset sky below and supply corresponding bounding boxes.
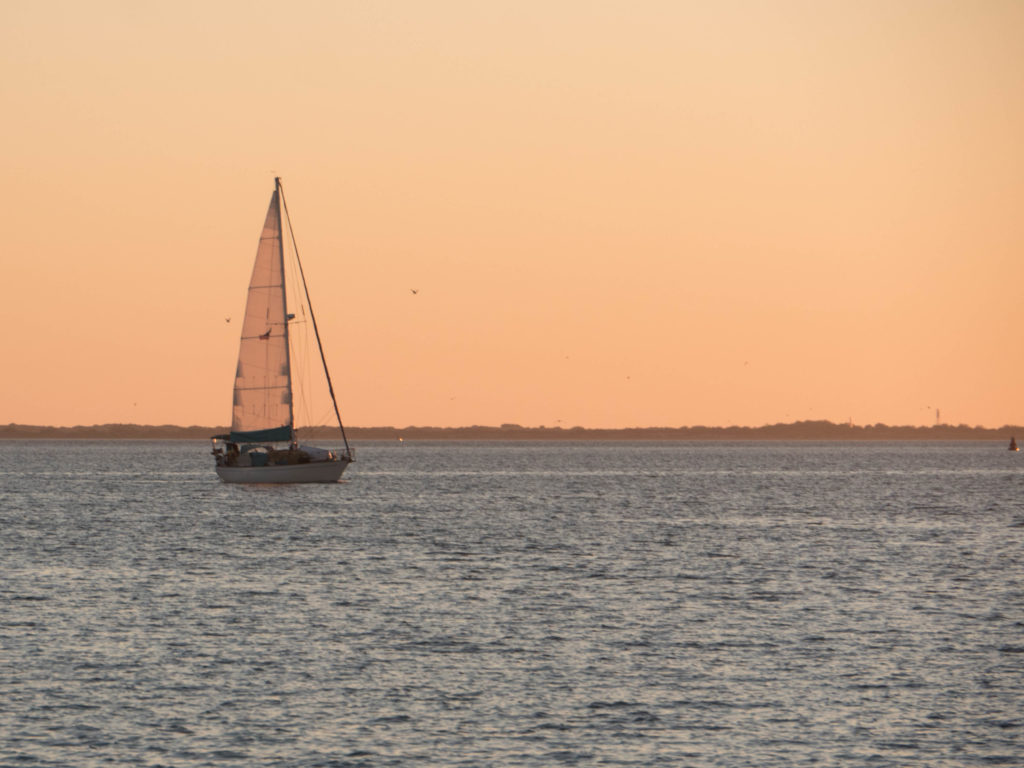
[3,1,1022,429]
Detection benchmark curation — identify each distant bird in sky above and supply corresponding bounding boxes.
[225,317,231,323]
[410,289,419,295]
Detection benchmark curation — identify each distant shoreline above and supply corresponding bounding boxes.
[1,421,1020,441]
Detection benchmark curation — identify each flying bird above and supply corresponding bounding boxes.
[410,289,419,295]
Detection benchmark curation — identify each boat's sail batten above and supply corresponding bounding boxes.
[229,190,293,444]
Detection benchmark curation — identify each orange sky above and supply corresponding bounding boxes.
[2,1,1022,429]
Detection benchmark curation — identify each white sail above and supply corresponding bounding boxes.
[230,187,293,443]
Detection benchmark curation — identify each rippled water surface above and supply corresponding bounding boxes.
[2,440,1022,766]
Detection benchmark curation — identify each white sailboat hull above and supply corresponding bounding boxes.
[216,458,350,484]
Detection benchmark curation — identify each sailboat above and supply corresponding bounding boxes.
[1011,437,1019,452]
[211,178,353,483]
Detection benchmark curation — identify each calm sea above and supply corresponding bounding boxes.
[1,440,1021,767]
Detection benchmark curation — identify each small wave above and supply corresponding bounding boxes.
[209,749,249,760]
[399,639,487,654]
[370,714,411,725]
[543,749,594,764]
[533,721,572,731]
[669,698,744,711]
[978,757,1022,765]
[630,710,660,723]
[587,700,636,710]
[877,740,920,750]
[37,702,100,711]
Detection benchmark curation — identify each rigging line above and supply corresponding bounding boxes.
[282,230,317,434]
[278,181,352,458]
[274,181,296,444]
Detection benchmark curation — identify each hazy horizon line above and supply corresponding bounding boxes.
[3,419,1021,434]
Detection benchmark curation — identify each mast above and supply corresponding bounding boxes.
[279,182,353,459]
[276,177,296,443]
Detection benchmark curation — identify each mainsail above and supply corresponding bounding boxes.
[229,186,293,443]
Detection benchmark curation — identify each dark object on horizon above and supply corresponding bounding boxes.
[1011,436,1019,451]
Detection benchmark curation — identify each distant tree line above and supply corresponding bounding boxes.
[2,420,1020,441]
